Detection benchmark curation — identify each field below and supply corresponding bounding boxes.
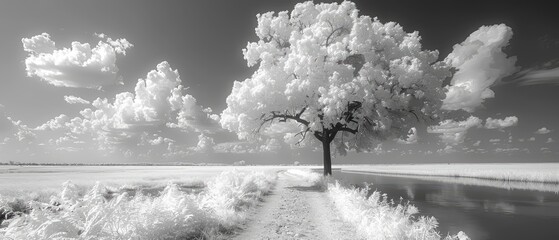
[339,163,559,183]
[0,166,281,239]
[4,163,557,239]
[0,165,472,240]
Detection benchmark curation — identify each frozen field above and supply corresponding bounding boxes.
[339,163,559,183]
[0,165,304,199]
[1,169,278,239]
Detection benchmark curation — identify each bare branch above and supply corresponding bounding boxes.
[325,26,349,47]
[409,110,420,122]
[255,107,310,134]
[294,127,311,145]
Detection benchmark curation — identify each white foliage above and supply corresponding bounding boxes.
[1,170,276,240]
[222,1,451,151]
[329,181,469,240]
[284,169,468,240]
[221,1,516,152]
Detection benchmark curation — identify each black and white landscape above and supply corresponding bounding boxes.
[1,1,558,239]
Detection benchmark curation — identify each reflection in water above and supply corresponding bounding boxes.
[484,201,516,214]
[334,171,559,240]
[404,185,414,200]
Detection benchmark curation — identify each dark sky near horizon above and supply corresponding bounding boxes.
[0,0,558,164]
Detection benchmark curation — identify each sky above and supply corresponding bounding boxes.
[0,0,558,165]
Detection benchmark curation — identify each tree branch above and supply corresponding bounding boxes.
[325,26,349,47]
[294,127,311,145]
[256,107,310,133]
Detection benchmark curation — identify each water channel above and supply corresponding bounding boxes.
[333,170,559,240]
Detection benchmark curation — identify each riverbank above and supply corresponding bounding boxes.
[339,163,559,183]
[233,169,468,240]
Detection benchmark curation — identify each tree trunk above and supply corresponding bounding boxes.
[322,139,332,176]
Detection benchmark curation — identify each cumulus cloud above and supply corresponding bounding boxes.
[546,138,555,143]
[5,117,36,143]
[3,61,221,161]
[528,137,536,141]
[22,32,132,88]
[69,61,219,152]
[35,114,69,131]
[535,127,552,134]
[194,133,215,153]
[397,127,418,144]
[64,95,90,105]
[95,32,133,55]
[442,24,517,112]
[437,145,456,154]
[484,116,518,130]
[428,116,482,145]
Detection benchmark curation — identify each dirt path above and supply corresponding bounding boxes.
[231,171,363,240]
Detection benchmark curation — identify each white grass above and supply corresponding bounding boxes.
[340,163,559,183]
[0,170,276,240]
[290,169,469,240]
[0,165,269,193]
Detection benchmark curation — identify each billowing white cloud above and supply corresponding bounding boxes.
[397,127,418,144]
[22,33,132,88]
[69,61,218,152]
[95,32,133,55]
[2,61,221,161]
[442,24,517,112]
[64,95,90,105]
[546,138,555,143]
[428,116,482,145]
[194,133,215,153]
[437,145,456,154]
[35,114,69,131]
[535,127,552,134]
[5,117,36,143]
[472,140,481,147]
[484,116,518,130]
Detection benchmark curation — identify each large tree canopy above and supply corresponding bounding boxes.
[220,1,514,174]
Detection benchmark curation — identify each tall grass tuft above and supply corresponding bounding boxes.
[328,182,469,240]
[288,169,469,240]
[0,170,276,240]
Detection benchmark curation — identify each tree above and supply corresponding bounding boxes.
[220,1,510,175]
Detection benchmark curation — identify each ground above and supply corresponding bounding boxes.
[231,171,363,240]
